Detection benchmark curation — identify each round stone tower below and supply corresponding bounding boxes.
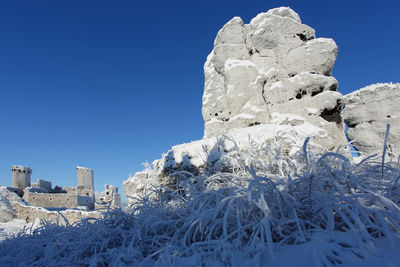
[11,165,32,189]
[76,166,94,189]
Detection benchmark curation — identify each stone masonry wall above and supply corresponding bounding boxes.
[14,203,103,225]
[64,186,93,197]
[23,192,79,209]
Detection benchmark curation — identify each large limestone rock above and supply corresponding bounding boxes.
[123,7,353,204]
[202,7,347,151]
[343,83,400,159]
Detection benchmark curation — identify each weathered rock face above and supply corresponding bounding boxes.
[202,7,347,151]
[343,83,400,159]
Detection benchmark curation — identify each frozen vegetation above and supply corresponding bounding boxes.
[1,6,399,267]
[0,136,399,266]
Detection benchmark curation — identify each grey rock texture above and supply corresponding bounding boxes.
[202,7,347,151]
[0,187,24,222]
[343,83,400,159]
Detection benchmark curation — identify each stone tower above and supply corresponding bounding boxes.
[76,166,94,189]
[11,165,32,189]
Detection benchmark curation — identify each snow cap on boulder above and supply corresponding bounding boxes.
[343,83,400,159]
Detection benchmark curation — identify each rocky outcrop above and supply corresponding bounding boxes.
[343,83,400,159]
[202,7,347,151]
[123,7,353,203]
[0,187,24,223]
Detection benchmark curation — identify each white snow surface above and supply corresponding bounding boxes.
[138,238,400,267]
[2,216,399,266]
[345,82,400,102]
[0,219,39,242]
[359,82,400,93]
[305,107,319,114]
[148,122,327,170]
[1,218,399,267]
[224,58,255,72]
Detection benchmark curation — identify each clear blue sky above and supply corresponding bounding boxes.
[1,1,399,201]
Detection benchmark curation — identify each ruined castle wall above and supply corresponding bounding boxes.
[97,184,121,208]
[37,179,52,192]
[14,203,103,225]
[77,195,95,209]
[11,165,31,189]
[76,167,94,189]
[64,186,93,197]
[23,192,79,209]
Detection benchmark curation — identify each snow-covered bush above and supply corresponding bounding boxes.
[0,137,399,266]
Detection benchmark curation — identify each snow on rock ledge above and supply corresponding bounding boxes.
[124,123,330,203]
[343,83,400,159]
[202,7,347,151]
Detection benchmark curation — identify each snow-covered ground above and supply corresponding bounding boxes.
[1,219,399,266]
[1,139,399,266]
[139,239,400,267]
[0,219,38,242]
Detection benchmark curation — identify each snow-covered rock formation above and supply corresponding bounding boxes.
[343,83,400,159]
[123,7,351,203]
[202,7,347,151]
[0,187,24,223]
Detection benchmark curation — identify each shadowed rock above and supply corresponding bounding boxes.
[343,83,400,159]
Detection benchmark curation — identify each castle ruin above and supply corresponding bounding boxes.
[96,184,122,209]
[7,165,121,211]
[77,166,94,190]
[10,165,32,194]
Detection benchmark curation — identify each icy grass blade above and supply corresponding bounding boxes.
[382,124,391,179]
